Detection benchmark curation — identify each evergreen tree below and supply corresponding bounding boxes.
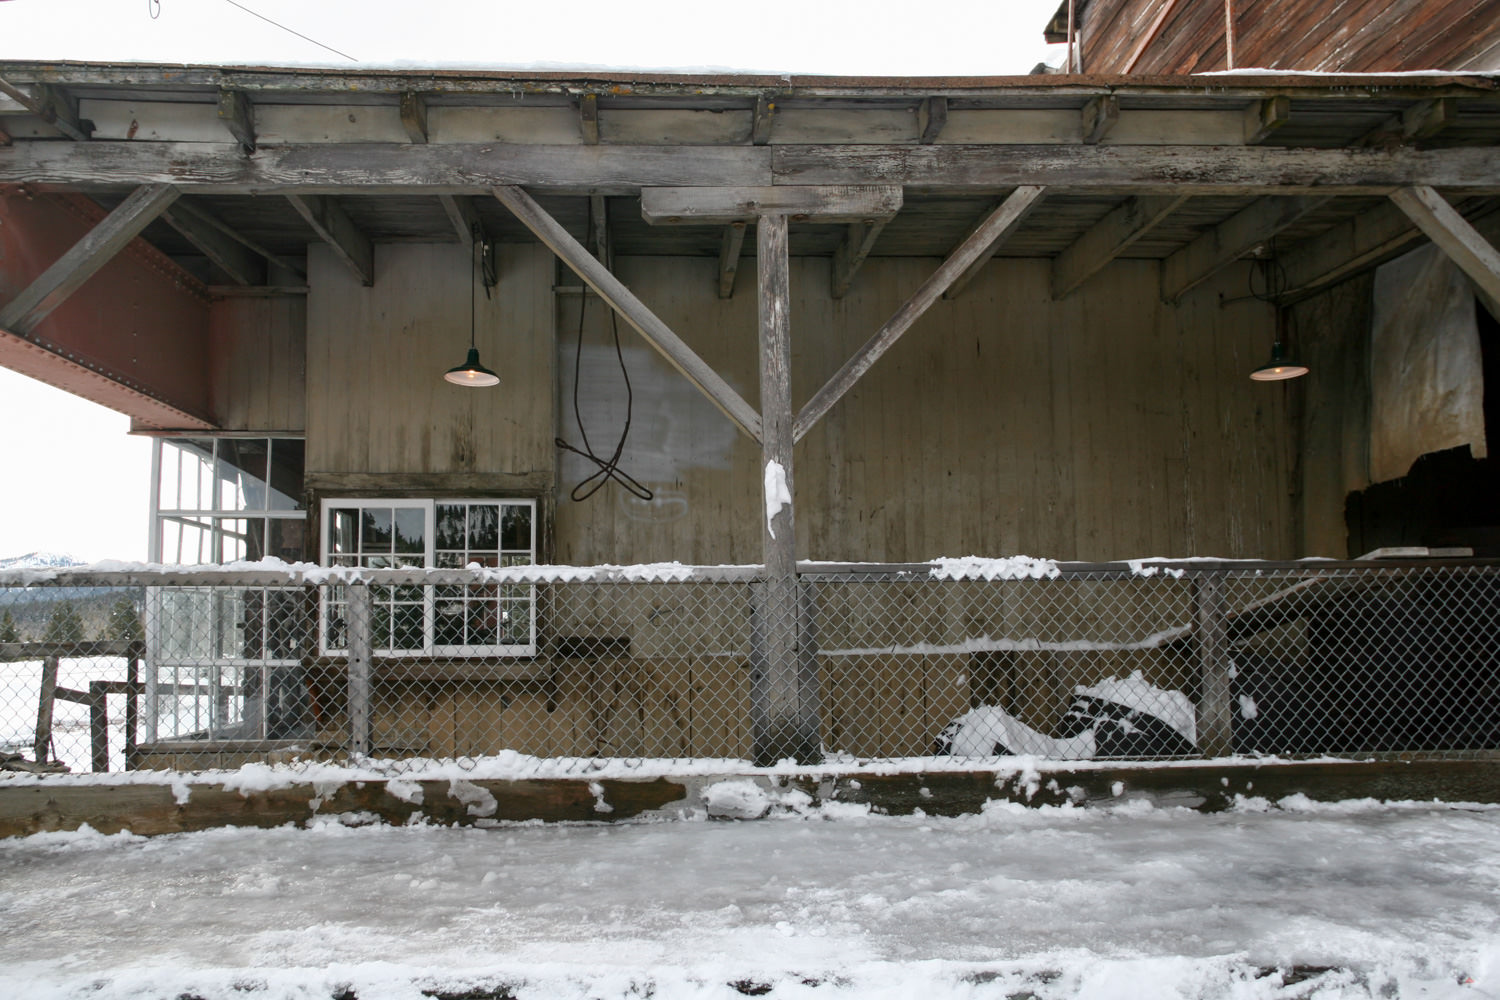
[104,595,143,644]
[0,609,17,660]
[42,600,84,645]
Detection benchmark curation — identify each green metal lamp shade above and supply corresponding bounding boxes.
[1249,341,1308,382]
[443,347,500,387]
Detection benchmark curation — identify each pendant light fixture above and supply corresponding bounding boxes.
[443,226,500,388]
[1247,240,1308,383]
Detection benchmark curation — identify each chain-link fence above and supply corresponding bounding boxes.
[2,560,1497,774]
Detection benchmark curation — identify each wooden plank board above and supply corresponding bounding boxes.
[642,185,902,224]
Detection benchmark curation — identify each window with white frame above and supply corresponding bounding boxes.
[320,499,536,656]
[147,437,309,742]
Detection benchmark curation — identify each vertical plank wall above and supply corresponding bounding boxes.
[304,243,556,486]
[555,254,1299,565]
[208,295,307,432]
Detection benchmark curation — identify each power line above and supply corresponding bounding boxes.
[218,0,357,62]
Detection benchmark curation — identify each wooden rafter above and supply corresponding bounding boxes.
[752,96,775,145]
[493,184,762,442]
[437,194,481,246]
[579,94,599,145]
[0,77,90,141]
[1277,199,1432,301]
[217,89,255,155]
[286,194,373,285]
[918,97,948,144]
[0,183,180,335]
[163,203,264,286]
[1243,97,1290,145]
[168,200,306,280]
[1082,96,1119,144]
[1160,195,1330,303]
[1052,194,1187,300]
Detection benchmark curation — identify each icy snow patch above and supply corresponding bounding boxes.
[448,779,497,818]
[764,460,791,538]
[931,555,1060,580]
[386,778,424,805]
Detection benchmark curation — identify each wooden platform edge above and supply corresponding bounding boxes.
[1,760,1495,838]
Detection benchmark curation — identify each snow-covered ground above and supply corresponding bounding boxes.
[3,794,1498,1000]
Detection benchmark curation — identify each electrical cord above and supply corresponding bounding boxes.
[555,227,653,502]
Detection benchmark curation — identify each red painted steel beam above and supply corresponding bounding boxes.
[0,187,216,429]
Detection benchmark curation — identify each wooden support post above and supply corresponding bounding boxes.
[0,183,180,335]
[346,583,373,757]
[34,655,58,764]
[753,212,817,765]
[1390,186,1500,319]
[718,221,746,299]
[494,184,763,442]
[89,680,109,773]
[1195,576,1233,758]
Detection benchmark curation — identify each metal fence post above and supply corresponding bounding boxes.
[346,583,373,757]
[1195,573,1233,757]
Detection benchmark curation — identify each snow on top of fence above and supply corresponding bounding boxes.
[929,556,1061,580]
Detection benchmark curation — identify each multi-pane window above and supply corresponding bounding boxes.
[147,437,309,742]
[321,499,536,656]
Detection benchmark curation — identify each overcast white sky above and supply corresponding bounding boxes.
[0,0,1064,564]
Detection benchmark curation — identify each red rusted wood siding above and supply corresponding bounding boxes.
[1071,0,1500,74]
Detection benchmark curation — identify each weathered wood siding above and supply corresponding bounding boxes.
[1075,0,1500,74]
[304,243,555,485]
[208,296,306,432]
[556,255,1296,565]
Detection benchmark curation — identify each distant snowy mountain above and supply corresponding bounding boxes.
[0,551,87,571]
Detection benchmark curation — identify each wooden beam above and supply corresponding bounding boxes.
[641,185,902,225]
[162,203,264,286]
[0,183,180,335]
[942,184,1047,300]
[830,218,887,299]
[1160,195,1330,303]
[1082,96,1119,144]
[1052,194,1187,299]
[795,185,1048,440]
[438,193,481,246]
[399,92,428,143]
[0,121,9,147]
[9,141,1500,196]
[1401,98,1457,140]
[773,144,1500,195]
[492,184,762,442]
[285,194,372,285]
[752,96,775,146]
[579,94,599,145]
[168,199,306,280]
[216,89,255,155]
[0,78,91,141]
[1243,96,1290,145]
[1390,186,1500,317]
[918,97,948,144]
[718,221,746,299]
[1277,199,1433,301]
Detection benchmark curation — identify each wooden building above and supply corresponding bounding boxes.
[1044,0,1500,75]
[1,63,1498,763]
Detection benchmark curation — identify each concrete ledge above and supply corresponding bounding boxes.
[1,760,1496,839]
